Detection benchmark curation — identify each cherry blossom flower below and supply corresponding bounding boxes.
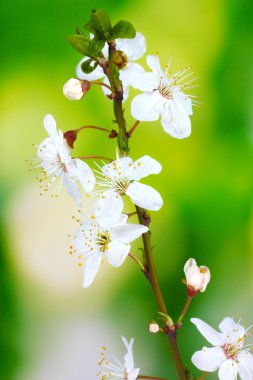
[76,32,146,101]
[191,317,253,380]
[131,55,198,139]
[95,152,163,211]
[63,78,90,100]
[74,194,148,288]
[184,258,210,294]
[98,337,140,380]
[36,114,95,204]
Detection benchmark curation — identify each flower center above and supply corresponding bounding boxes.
[113,176,130,195]
[96,231,110,252]
[223,335,246,360]
[113,50,128,70]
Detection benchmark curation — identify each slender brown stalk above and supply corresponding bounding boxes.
[76,125,113,134]
[76,155,113,162]
[127,120,140,137]
[197,372,208,380]
[177,295,193,324]
[128,252,145,272]
[92,81,114,93]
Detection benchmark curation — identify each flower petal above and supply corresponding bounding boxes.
[191,346,226,372]
[146,55,163,78]
[191,318,225,346]
[129,155,162,181]
[219,317,246,344]
[70,159,95,193]
[131,91,161,121]
[82,251,102,288]
[128,369,140,380]
[122,337,134,369]
[120,63,146,101]
[110,222,148,244]
[94,192,124,229]
[126,181,163,211]
[218,359,238,380]
[131,71,158,92]
[76,57,105,81]
[238,351,253,380]
[44,114,57,138]
[62,173,81,204]
[116,32,146,61]
[104,241,130,267]
[160,99,192,139]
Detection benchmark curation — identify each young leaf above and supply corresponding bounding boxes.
[81,59,99,74]
[109,20,136,40]
[84,9,112,41]
[89,37,105,56]
[68,35,95,57]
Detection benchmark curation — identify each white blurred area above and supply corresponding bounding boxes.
[6,184,130,380]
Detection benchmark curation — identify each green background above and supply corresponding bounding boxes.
[1,0,253,379]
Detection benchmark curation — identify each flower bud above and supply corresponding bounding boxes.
[184,258,210,295]
[149,322,159,334]
[63,78,90,100]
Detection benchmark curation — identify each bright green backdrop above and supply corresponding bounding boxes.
[1,0,253,379]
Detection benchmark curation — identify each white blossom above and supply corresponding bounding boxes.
[74,194,148,288]
[63,78,90,100]
[149,322,160,334]
[131,55,197,139]
[76,32,146,102]
[98,337,140,380]
[191,317,253,380]
[184,258,210,294]
[36,114,95,204]
[95,152,163,212]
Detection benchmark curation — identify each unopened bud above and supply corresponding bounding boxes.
[63,78,90,100]
[184,258,210,295]
[149,322,159,334]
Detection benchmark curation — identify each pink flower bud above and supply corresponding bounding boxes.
[63,78,90,100]
[149,322,159,333]
[184,258,210,294]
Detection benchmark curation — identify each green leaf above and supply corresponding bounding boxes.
[84,9,112,41]
[89,37,105,56]
[109,20,136,40]
[80,59,99,74]
[68,35,94,57]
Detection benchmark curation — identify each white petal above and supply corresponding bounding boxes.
[44,114,57,138]
[104,241,130,267]
[131,71,158,92]
[129,155,162,181]
[82,251,102,288]
[146,55,163,78]
[191,318,225,346]
[76,57,105,81]
[128,369,140,380]
[94,192,124,229]
[102,157,133,178]
[219,318,246,344]
[116,32,146,61]
[160,100,192,139]
[122,337,135,371]
[74,221,98,252]
[218,359,238,380]
[184,258,197,275]
[110,222,148,244]
[120,63,146,101]
[131,91,161,121]
[100,75,112,97]
[191,346,226,372]
[62,173,81,204]
[238,351,253,380]
[70,159,95,193]
[126,182,163,211]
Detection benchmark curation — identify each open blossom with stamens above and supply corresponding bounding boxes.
[98,337,140,380]
[74,195,148,288]
[95,153,163,211]
[76,32,146,102]
[131,55,197,139]
[36,114,95,204]
[191,317,253,380]
[184,258,210,295]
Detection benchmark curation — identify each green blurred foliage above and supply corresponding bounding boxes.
[1,0,253,379]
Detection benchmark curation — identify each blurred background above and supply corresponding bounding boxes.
[1,0,253,379]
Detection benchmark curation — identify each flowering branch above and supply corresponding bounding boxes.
[128,252,145,272]
[127,120,140,137]
[75,125,117,136]
[176,295,193,325]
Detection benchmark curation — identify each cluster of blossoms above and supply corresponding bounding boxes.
[34,9,252,379]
